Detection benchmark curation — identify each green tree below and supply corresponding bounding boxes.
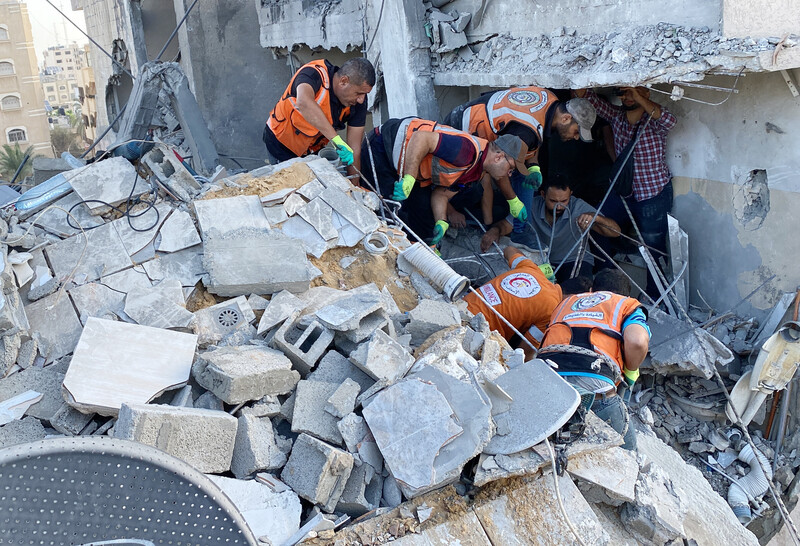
[0,143,37,181]
[50,126,82,156]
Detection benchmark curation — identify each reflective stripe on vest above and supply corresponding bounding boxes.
[485,88,548,139]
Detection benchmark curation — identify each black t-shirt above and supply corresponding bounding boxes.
[264,60,368,160]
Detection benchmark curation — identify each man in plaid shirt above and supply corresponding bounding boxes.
[576,87,677,298]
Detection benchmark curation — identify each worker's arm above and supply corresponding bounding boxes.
[345,125,365,174]
[576,212,620,238]
[480,174,494,226]
[622,323,649,371]
[480,218,513,252]
[620,87,662,121]
[431,186,454,224]
[294,83,338,140]
[446,203,466,228]
[401,131,440,178]
[573,88,618,122]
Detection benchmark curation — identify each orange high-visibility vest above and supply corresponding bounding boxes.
[462,87,558,161]
[540,291,644,373]
[392,118,486,188]
[267,60,350,157]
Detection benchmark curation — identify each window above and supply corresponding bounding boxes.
[60,94,67,100]
[67,66,74,71]
[0,62,13,75]
[56,59,63,64]
[48,95,56,101]
[0,27,8,41]
[59,85,66,90]
[7,128,27,143]
[1,95,20,109]
[46,85,55,92]
[55,51,61,56]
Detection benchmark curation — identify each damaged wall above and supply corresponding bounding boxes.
[666,69,800,316]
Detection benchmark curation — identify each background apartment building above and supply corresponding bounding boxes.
[0,0,51,156]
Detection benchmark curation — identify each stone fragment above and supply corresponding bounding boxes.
[407,300,461,345]
[280,433,354,512]
[195,391,224,411]
[270,312,333,375]
[337,413,368,453]
[0,360,69,422]
[114,403,237,473]
[156,208,201,253]
[240,395,281,418]
[382,475,403,507]
[24,292,82,363]
[193,345,299,404]
[569,446,638,505]
[68,267,153,324]
[0,333,20,377]
[349,329,414,382]
[324,378,360,419]
[256,290,307,335]
[63,317,198,416]
[335,462,383,516]
[291,380,343,445]
[193,195,270,236]
[123,279,194,329]
[0,415,46,448]
[44,221,132,283]
[192,295,255,347]
[15,339,37,369]
[308,350,374,392]
[231,414,289,478]
[68,157,148,214]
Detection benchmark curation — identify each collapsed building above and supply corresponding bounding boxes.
[0,0,799,544]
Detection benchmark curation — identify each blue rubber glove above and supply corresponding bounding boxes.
[392,174,416,201]
[331,135,354,166]
[431,220,449,246]
[507,197,527,222]
[522,165,542,190]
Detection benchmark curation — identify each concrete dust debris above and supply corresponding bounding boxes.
[200,162,316,200]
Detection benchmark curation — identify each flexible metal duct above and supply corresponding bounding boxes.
[727,443,772,524]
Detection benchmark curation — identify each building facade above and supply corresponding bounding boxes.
[0,0,51,156]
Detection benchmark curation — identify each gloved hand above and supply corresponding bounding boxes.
[331,135,354,166]
[539,263,555,283]
[507,197,527,222]
[392,174,416,201]
[431,220,449,246]
[622,367,640,388]
[522,165,542,190]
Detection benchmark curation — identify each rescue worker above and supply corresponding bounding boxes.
[360,117,526,245]
[538,269,651,450]
[443,87,597,230]
[263,57,375,174]
[464,246,590,360]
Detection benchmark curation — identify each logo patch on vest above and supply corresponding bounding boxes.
[500,273,541,298]
[571,293,612,311]
[507,90,548,113]
[564,311,605,321]
[479,284,502,306]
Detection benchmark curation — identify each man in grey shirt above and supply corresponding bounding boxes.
[480,174,620,283]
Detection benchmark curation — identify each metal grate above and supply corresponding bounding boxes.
[215,307,241,328]
[0,438,257,545]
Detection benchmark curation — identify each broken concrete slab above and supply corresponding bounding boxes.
[63,317,197,416]
[362,378,462,497]
[621,460,687,544]
[0,415,47,448]
[207,474,302,546]
[193,195,270,236]
[569,446,638,505]
[325,378,360,419]
[335,461,383,517]
[140,245,204,287]
[291,380,343,445]
[123,279,193,329]
[280,433,354,513]
[298,197,338,241]
[111,203,172,262]
[204,229,315,296]
[154,208,201,253]
[279,215,330,258]
[45,221,132,283]
[24,292,82,363]
[270,312,333,375]
[68,267,153,324]
[407,300,461,346]
[308,350,374,393]
[0,360,69,422]
[349,329,414,383]
[192,345,299,404]
[192,294,254,342]
[231,414,289,478]
[306,157,352,192]
[68,156,149,215]
[318,186,380,235]
[483,360,580,456]
[256,290,307,335]
[337,413,369,454]
[115,403,237,473]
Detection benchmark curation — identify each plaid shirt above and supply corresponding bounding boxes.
[586,91,677,201]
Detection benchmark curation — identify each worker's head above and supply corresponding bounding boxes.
[619,86,650,111]
[593,269,632,296]
[553,99,596,142]
[540,173,572,217]
[334,58,376,107]
[485,135,527,179]
[560,276,592,297]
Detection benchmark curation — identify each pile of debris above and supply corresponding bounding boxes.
[0,151,767,545]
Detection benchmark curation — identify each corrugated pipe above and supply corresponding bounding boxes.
[399,243,470,301]
[728,443,773,524]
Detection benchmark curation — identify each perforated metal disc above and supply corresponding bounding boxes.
[0,438,257,545]
[215,308,242,328]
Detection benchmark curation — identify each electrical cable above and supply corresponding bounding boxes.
[544,438,588,546]
[648,68,745,107]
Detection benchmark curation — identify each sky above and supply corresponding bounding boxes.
[24,0,88,66]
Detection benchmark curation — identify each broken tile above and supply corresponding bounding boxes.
[32,192,102,237]
[123,279,193,329]
[63,317,198,416]
[280,216,329,258]
[306,157,351,192]
[282,192,307,216]
[68,157,148,215]
[298,197,338,241]
[24,292,82,363]
[45,221,132,283]
[193,195,270,236]
[257,290,307,335]
[69,267,153,324]
[263,204,289,226]
[337,413,368,453]
[141,245,204,287]
[0,390,43,426]
[318,186,380,235]
[260,188,294,206]
[349,330,414,382]
[0,360,70,422]
[111,203,171,261]
[332,211,364,247]
[297,179,325,200]
[156,208,201,253]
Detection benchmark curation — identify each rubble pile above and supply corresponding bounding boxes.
[0,152,766,545]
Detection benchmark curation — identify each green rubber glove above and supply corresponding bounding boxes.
[507,196,527,222]
[522,165,542,190]
[392,174,416,201]
[539,263,555,283]
[431,220,449,246]
[622,368,640,388]
[331,135,354,166]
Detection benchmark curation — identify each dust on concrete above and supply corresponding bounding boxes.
[185,283,219,312]
[310,246,418,313]
[200,162,316,200]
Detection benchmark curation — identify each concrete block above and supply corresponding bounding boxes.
[256,290,307,335]
[407,300,461,345]
[240,395,281,418]
[324,378,360,418]
[142,144,202,202]
[45,221,132,283]
[279,390,296,424]
[270,312,333,375]
[337,413,368,453]
[49,403,93,435]
[193,195,270,236]
[15,339,37,369]
[24,292,82,363]
[308,350,374,393]
[291,380,342,445]
[114,403,238,473]
[231,414,289,478]
[316,288,384,332]
[280,433,354,512]
[192,295,255,347]
[0,415,46,448]
[335,462,383,516]
[68,157,148,215]
[193,345,300,404]
[204,229,314,296]
[0,360,69,422]
[195,391,224,411]
[349,330,414,382]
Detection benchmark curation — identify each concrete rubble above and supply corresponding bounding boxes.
[0,153,776,544]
